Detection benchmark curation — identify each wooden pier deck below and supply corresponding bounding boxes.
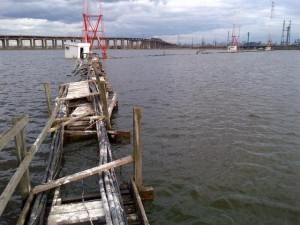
[0,53,153,225]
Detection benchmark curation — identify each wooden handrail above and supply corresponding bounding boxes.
[0,116,28,151]
[33,155,133,194]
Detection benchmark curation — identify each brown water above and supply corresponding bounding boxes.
[0,49,300,225]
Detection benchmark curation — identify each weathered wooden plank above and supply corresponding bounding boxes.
[33,155,133,194]
[56,92,101,101]
[0,115,28,151]
[108,92,117,119]
[54,115,104,123]
[131,179,149,225]
[64,130,98,140]
[59,80,96,87]
[44,83,52,116]
[133,107,143,190]
[47,200,105,224]
[0,106,58,217]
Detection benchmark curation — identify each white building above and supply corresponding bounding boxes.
[64,42,90,59]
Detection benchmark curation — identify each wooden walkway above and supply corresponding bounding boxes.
[0,53,153,225]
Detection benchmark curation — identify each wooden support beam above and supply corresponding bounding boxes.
[32,155,133,194]
[131,179,150,225]
[44,83,52,116]
[0,116,28,151]
[49,110,93,133]
[108,92,117,118]
[0,106,58,217]
[12,116,31,202]
[16,192,34,225]
[133,107,142,191]
[99,81,111,130]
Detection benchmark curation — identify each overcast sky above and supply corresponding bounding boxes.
[0,0,299,45]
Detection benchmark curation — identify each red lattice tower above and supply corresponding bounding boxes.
[231,23,240,47]
[231,10,240,50]
[82,0,107,58]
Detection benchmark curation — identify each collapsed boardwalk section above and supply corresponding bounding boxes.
[0,54,153,224]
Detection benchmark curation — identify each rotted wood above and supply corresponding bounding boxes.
[32,155,133,194]
[12,116,31,202]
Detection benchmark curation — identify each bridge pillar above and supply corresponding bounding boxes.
[113,39,117,49]
[17,38,23,48]
[121,39,124,49]
[1,40,5,49]
[128,40,132,49]
[105,40,109,49]
[5,39,9,48]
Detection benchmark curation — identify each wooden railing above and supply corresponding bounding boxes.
[0,106,58,217]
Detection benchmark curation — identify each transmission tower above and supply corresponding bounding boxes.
[281,20,292,46]
[281,20,286,45]
[267,1,275,49]
[286,20,291,45]
[82,0,107,58]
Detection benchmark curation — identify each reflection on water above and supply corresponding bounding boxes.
[0,50,300,225]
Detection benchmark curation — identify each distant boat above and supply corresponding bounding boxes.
[227,45,238,52]
[265,46,272,51]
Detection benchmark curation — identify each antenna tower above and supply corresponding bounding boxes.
[267,1,275,48]
[82,0,107,58]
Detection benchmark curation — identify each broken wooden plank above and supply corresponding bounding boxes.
[32,155,133,194]
[49,110,92,133]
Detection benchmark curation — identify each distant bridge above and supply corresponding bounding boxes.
[0,35,176,50]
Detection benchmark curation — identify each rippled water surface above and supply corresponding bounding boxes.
[0,49,300,225]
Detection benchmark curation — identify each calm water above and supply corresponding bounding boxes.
[0,49,299,225]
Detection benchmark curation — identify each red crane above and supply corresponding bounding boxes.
[82,0,107,58]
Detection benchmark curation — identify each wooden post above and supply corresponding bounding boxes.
[12,116,31,202]
[133,107,142,191]
[44,83,52,116]
[99,81,111,130]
